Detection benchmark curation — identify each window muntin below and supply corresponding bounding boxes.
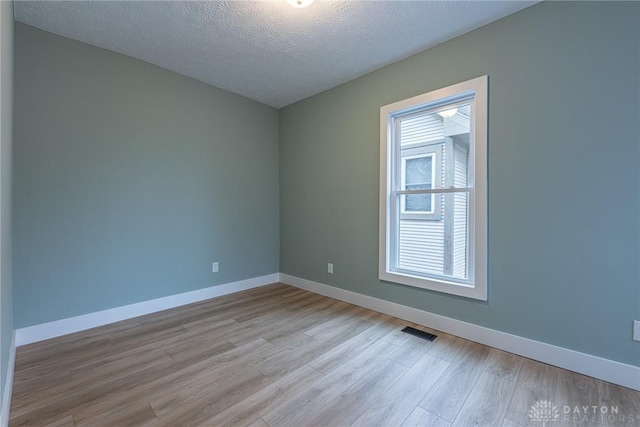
[379,76,487,300]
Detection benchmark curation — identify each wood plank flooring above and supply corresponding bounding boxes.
[9,283,640,426]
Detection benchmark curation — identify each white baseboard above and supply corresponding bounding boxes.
[280,273,640,391]
[15,274,278,346]
[12,272,639,391]
[1,331,15,427]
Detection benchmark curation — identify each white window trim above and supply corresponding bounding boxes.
[379,76,488,301]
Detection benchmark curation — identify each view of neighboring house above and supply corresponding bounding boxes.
[397,105,470,281]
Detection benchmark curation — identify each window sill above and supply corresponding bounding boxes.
[379,269,487,301]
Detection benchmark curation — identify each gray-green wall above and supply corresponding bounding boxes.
[13,23,280,328]
[280,2,640,366]
[1,0,14,405]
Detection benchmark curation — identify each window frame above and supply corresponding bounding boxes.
[379,76,488,301]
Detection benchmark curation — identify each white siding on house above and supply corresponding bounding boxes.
[400,114,443,146]
[398,219,444,273]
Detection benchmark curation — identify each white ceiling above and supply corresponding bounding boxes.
[15,1,536,108]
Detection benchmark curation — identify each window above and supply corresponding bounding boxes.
[400,144,442,220]
[403,154,434,214]
[379,76,487,300]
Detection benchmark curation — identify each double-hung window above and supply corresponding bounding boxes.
[379,76,488,300]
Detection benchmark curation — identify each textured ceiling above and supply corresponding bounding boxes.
[15,1,536,108]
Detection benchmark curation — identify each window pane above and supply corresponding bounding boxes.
[398,103,471,190]
[406,156,432,186]
[396,191,469,281]
[405,156,432,212]
[405,193,431,213]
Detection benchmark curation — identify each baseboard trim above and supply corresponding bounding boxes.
[280,273,640,391]
[12,272,639,390]
[1,331,16,427]
[15,273,278,346]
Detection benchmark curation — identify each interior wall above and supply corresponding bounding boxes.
[0,0,14,402]
[13,23,280,328]
[279,1,640,366]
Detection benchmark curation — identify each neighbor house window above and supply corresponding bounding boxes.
[400,146,441,221]
[379,76,488,300]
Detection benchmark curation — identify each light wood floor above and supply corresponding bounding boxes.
[9,283,640,427]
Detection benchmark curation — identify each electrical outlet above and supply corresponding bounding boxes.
[634,321,640,342]
[212,262,219,273]
[328,263,333,274]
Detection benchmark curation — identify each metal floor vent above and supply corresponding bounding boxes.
[401,326,437,341]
